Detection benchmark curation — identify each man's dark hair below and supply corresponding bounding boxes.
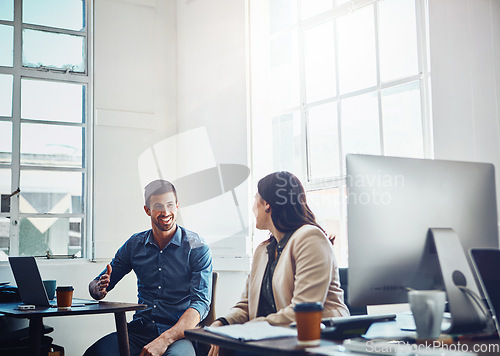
[144,179,177,208]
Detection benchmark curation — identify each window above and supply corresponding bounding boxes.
[0,0,91,259]
[250,0,431,265]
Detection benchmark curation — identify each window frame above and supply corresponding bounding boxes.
[249,0,433,261]
[0,0,92,258]
[265,0,433,191]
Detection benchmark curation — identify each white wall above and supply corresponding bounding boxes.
[175,0,251,259]
[93,0,177,259]
[429,0,500,210]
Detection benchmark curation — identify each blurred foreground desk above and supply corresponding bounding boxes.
[186,324,500,356]
[0,301,146,356]
[185,327,340,356]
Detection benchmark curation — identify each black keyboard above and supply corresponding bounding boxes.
[322,313,396,327]
[320,313,396,340]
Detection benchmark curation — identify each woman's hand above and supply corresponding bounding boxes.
[210,320,224,327]
[207,320,224,356]
[208,345,219,356]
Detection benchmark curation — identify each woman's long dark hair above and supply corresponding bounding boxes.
[257,171,325,234]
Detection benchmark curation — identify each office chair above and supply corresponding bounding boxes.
[199,271,218,327]
[196,272,218,356]
[339,267,367,316]
[0,315,57,355]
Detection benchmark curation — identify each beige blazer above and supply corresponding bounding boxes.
[224,225,350,326]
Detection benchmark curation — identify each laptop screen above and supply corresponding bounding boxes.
[470,248,500,336]
[9,256,51,307]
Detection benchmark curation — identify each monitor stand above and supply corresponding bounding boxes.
[429,228,488,334]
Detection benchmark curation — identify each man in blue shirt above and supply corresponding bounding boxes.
[84,179,212,356]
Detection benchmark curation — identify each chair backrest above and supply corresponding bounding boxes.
[199,271,218,327]
[339,267,367,316]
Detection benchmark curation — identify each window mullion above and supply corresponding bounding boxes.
[373,1,384,156]
[22,23,86,37]
[333,15,342,179]
[9,0,23,256]
[297,25,309,184]
[415,0,433,158]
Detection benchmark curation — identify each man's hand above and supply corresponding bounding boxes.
[139,335,169,356]
[90,264,112,300]
[139,308,199,356]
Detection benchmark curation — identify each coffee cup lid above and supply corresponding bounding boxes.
[293,301,323,312]
[56,286,74,291]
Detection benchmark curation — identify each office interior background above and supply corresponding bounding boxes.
[0,0,499,354]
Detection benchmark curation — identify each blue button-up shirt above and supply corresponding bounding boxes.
[95,225,212,333]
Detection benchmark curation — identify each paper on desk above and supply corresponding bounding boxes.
[205,321,297,341]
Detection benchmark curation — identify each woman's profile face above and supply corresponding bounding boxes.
[253,192,270,231]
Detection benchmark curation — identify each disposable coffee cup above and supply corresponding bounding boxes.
[293,302,323,346]
[56,286,74,309]
[43,280,56,300]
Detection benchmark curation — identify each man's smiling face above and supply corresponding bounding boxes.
[145,191,178,233]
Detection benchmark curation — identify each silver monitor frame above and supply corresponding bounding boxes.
[347,154,499,332]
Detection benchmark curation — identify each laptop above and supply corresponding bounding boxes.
[470,248,500,337]
[8,256,98,308]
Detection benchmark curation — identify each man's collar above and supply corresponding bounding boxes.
[145,225,182,248]
[145,230,155,246]
[169,226,182,246]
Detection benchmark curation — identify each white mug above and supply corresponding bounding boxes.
[408,290,446,340]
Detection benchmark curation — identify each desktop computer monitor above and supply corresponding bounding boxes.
[346,154,499,333]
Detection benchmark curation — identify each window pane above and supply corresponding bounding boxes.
[379,0,419,82]
[0,74,13,117]
[23,29,85,72]
[0,25,13,67]
[307,188,341,236]
[0,169,11,213]
[307,187,347,266]
[272,112,303,178]
[0,0,14,21]
[21,79,85,123]
[21,123,83,168]
[304,21,336,103]
[337,5,376,93]
[341,92,380,167]
[269,32,300,111]
[270,0,298,34]
[382,81,424,158]
[301,0,332,20]
[23,0,84,31]
[307,102,340,179]
[19,217,82,257]
[0,217,9,260]
[0,121,12,164]
[20,170,83,214]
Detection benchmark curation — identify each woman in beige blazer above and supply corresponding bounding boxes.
[208,171,349,355]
